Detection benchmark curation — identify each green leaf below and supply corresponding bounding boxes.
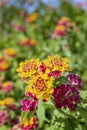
[78,106,87,121]
[37,99,48,127]
[54,76,69,86]
[21,111,27,122]
[65,118,77,130]
[0,126,9,130]
[45,125,58,130]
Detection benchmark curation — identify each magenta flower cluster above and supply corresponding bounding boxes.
[21,92,38,113]
[0,110,9,125]
[67,73,82,90]
[53,73,82,110]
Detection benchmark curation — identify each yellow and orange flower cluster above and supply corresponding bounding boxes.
[25,13,39,23]
[22,116,38,128]
[20,38,36,47]
[0,55,9,72]
[3,48,16,57]
[17,55,70,101]
[0,97,14,106]
[53,16,76,37]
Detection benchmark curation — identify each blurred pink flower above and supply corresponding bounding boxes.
[0,110,9,125]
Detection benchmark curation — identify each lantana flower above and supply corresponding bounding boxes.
[20,38,36,47]
[1,81,14,93]
[17,55,70,101]
[53,73,82,110]
[3,48,16,57]
[21,92,38,113]
[52,16,76,37]
[0,110,9,125]
[25,13,39,23]
[0,55,9,72]
[0,97,15,107]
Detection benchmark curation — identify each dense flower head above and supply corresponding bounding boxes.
[25,13,39,23]
[67,73,82,89]
[54,25,67,36]
[58,16,76,29]
[16,59,41,80]
[17,55,70,101]
[0,110,9,125]
[1,81,14,93]
[3,48,16,57]
[0,55,9,72]
[11,116,38,130]
[43,55,70,72]
[26,73,54,101]
[22,116,38,130]
[53,84,80,110]
[0,97,14,107]
[21,92,38,113]
[53,16,76,37]
[20,38,36,47]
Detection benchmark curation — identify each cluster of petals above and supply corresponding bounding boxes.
[25,13,39,23]
[0,81,14,93]
[3,48,16,57]
[0,97,15,107]
[22,116,38,130]
[53,16,76,37]
[0,55,9,72]
[16,59,41,80]
[53,73,82,110]
[17,55,70,101]
[0,110,9,125]
[20,38,36,47]
[21,92,38,113]
[67,73,83,90]
[11,116,38,130]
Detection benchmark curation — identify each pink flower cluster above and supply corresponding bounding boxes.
[53,73,82,110]
[52,17,77,37]
[21,92,38,113]
[11,23,25,32]
[0,110,9,125]
[67,73,82,90]
[0,81,14,93]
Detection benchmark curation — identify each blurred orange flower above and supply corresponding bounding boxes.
[3,48,16,57]
[25,13,39,23]
[20,38,36,47]
[0,55,9,72]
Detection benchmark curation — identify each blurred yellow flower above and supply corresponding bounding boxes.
[4,48,16,57]
[25,13,39,23]
[0,55,9,72]
[0,97,14,106]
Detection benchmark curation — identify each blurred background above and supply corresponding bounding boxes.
[0,0,87,130]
